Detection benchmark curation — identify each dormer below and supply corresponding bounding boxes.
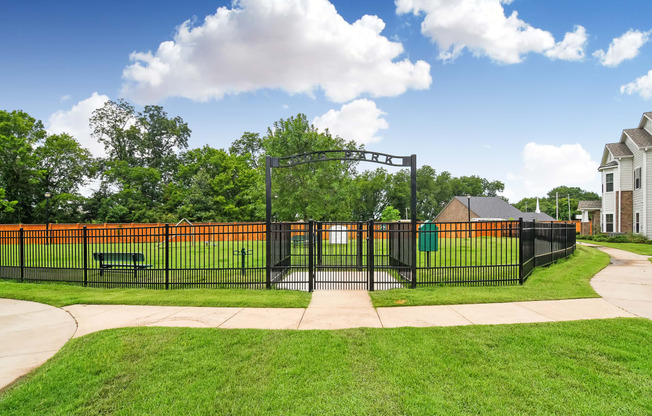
[599,142,632,171]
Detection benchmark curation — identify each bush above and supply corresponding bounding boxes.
[583,232,649,244]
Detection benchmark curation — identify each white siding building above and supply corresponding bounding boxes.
[599,112,652,235]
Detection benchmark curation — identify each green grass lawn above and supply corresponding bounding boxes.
[1,236,518,270]
[0,244,594,309]
[0,280,310,308]
[370,245,609,307]
[578,239,652,255]
[1,319,650,415]
[0,237,523,288]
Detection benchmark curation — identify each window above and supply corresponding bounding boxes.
[606,214,614,232]
[636,213,640,233]
[635,167,642,190]
[606,173,614,192]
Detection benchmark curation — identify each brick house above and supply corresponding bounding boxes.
[578,200,601,235]
[435,196,554,222]
[599,112,652,235]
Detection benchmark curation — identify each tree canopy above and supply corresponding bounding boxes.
[1,102,522,224]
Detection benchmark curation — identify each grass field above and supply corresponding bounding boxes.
[370,245,608,307]
[1,237,519,269]
[1,319,650,415]
[0,280,311,308]
[0,244,602,310]
[0,237,521,289]
[578,239,652,255]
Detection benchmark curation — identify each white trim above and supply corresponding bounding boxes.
[617,163,621,232]
[645,150,648,237]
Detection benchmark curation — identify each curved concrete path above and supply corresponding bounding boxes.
[586,244,652,319]
[0,299,76,390]
[1,243,650,391]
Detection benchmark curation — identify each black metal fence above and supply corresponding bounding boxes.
[0,220,575,291]
[520,220,576,283]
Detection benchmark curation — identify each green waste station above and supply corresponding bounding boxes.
[419,221,438,268]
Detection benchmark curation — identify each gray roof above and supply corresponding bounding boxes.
[624,128,652,148]
[605,142,633,157]
[644,112,652,120]
[521,212,556,221]
[454,196,525,220]
[578,200,602,210]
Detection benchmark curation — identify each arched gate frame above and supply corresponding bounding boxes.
[265,150,417,291]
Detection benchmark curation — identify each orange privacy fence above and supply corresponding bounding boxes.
[0,220,572,245]
[0,223,266,245]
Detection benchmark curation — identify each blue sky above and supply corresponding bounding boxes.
[2,0,652,201]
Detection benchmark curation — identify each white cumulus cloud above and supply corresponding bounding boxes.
[313,99,388,144]
[545,26,588,61]
[121,0,431,103]
[396,0,586,64]
[47,92,110,157]
[502,143,599,201]
[593,29,650,67]
[621,69,652,99]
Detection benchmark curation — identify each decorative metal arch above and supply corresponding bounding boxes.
[265,150,417,289]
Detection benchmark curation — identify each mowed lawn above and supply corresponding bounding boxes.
[0,281,311,308]
[578,239,652,256]
[0,245,599,309]
[1,319,650,415]
[370,245,609,307]
[1,236,518,270]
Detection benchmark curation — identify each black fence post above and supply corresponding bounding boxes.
[317,222,323,266]
[368,219,375,292]
[83,226,88,287]
[165,224,170,290]
[19,228,24,282]
[550,222,554,264]
[308,220,314,292]
[564,222,568,258]
[265,156,272,290]
[518,218,524,285]
[357,222,363,267]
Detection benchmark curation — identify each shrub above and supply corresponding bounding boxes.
[584,232,650,244]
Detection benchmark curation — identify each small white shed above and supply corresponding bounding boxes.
[328,225,348,244]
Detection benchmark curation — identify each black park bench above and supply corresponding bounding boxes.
[291,235,308,245]
[92,252,152,278]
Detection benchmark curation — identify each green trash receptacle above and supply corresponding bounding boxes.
[419,221,438,252]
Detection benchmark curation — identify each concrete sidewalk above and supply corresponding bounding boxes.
[1,242,650,391]
[586,244,652,319]
[0,299,76,391]
[61,295,634,335]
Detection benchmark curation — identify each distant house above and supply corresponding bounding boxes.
[599,111,652,235]
[578,200,601,235]
[434,196,555,222]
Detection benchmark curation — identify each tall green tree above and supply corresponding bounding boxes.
[229,132,264,169]
[0,188,17,214]
[0,110,46,223]
[34,133,93,223]
[351,168,389,220]
[88,100,190,222]
[262,114,360,221]
[174,146,263,222]
[138,105,191,181]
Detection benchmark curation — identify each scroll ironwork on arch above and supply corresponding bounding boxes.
[268,150,413,168]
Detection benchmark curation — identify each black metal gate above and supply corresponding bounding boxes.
[267,220,415,291]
